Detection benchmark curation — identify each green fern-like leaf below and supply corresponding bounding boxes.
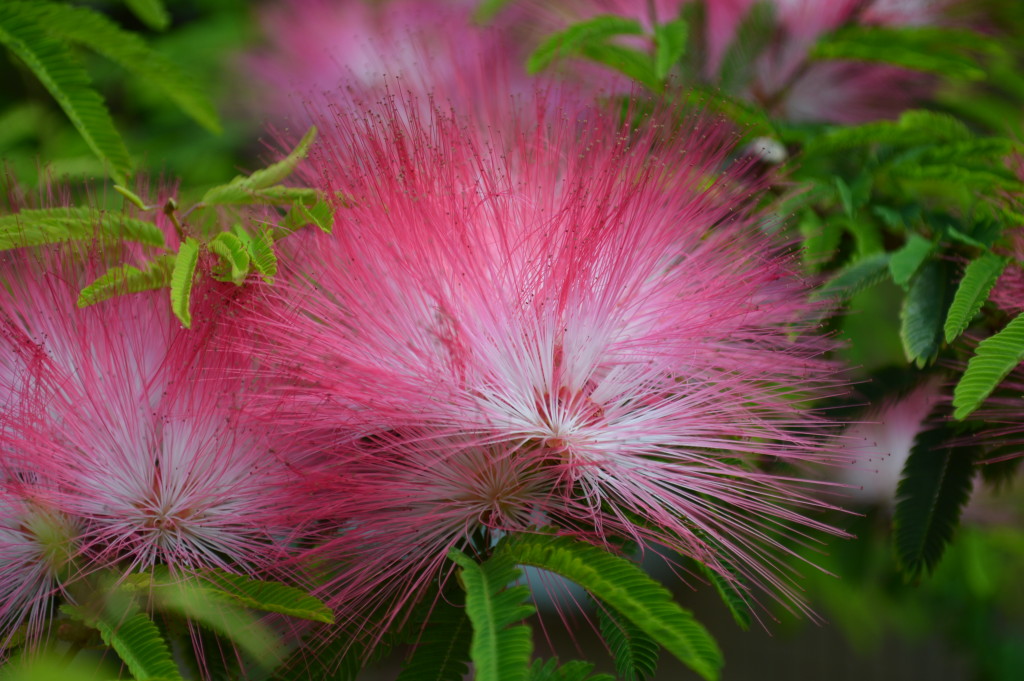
[499,535,723,681]
[62,604,183,681]
[396,595,472,681]
[123,0,170,31]
[0,3,132,184]
[77,255,175,307]
[0,207,164,249]
[944,252,1008,343]
[888,234,934,289]
[247,228,278,281]
[208,231,250,285]
[597,603,659,681]
[953,312,1024,419]
[527,15,645,74]
[201,127,318,206]
[170,237,200,328]
[122,570,284,669]
[448,549,535,681]
[194,569,334,624]
[813,251,892,300]
[804,110,971,155]
[30,1,219,132]
[529,659,616,681]
[893,423,977,578]
[695,562,751,631]
[578,42,658,90]
[900,259,953,368]
[653,19,688,81]
[811,26,994,80]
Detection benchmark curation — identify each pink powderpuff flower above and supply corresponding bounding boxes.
[0,245,307,580]
[243,0,535,123]
[244,92,852,628]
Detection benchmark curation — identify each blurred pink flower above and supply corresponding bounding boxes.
[246,93,851,625]
[243,0,534,122]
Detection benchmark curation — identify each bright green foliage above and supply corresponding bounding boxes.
[244,227,278,282]
[448,548,535,681]
[526,15,645,74]
[597,603,659,680]
[27,1,220,133]
[814,251,891,300]
[77,254,175,307]
[953,312,1024,419]
[944,252,1009,343]
[529,659,615,681]
[798,210,842,272]
[653,19,688,81]
[209,231,251,284]
[62,604,184,681]
[900,259,953,367]
[201,127,318,206]
[193,568,335,624]
[124,0,171,31]
[0,3,132,184]
[170,237,200,328]
[889,234,934,289]
[396,596,472,681]
[811,26,994,80]
[499,535,722,681]
[894,424,977,578]
[280,199,335,238]
[0,207,164,249]
[578,42,659,90]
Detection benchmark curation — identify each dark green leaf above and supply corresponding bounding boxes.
[894,423,977,577]
[529,659,615,681]
[889,234,934,289]
[195,569,334,624]
[696,563,751,631]
[34,1,218,132]
[900,259,953,367]
[597,603,659,681]
[953,312,1024,419]
[944,252,1008,342]
[527,15,645,74]
[813,251,892,300]
[499,535,722,681]
[124,0,170,31]
[396,595,472,681]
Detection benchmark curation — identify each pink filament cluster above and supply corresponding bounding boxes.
[241,93,851,627]
[0,246,304,646]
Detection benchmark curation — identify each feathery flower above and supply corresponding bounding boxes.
[0,246,305,580]
[246,92,851,627]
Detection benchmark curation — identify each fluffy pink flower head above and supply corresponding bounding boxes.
[246,91,851,627]
[0,246,305,578]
